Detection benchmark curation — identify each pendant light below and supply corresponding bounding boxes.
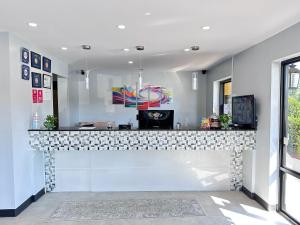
[136,46,144,90]
[85,71,90,90]
[192,72,198,90]
[138,69,143,90]
[82,45,91,90]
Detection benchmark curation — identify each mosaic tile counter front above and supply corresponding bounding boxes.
[29,130,256,192]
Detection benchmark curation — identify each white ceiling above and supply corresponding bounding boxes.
[1,0,300,72]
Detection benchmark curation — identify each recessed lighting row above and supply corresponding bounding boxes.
[28,20,209,53]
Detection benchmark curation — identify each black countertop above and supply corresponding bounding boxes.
[28,127,256,132]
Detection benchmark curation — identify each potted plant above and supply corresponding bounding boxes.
[43,115,58,130]
[219,114,231,129]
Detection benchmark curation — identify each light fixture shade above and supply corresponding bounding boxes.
[85,71,89,90]
[192,72,198,90]
[289,72,300,89]
[138,71,143,90]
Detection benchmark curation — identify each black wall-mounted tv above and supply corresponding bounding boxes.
[232,95,257,129]
[138,110,174,130]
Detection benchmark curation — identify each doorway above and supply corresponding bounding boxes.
[52,74,59,127]
[219,78,232,115]
[280,56,300,224]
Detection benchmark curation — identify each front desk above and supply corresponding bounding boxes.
[28,129,256,192]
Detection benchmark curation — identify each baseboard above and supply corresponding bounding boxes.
[0,188,45,217]
[241,186,276,211]
[241,186,255,199]
[32,188,45,202]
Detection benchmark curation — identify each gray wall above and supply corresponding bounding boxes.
[68,70,207,128]
[207,21,300,205]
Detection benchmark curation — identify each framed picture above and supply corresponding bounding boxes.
[30,51,41,69]
[32,89,38,103]
[31,72,42,88]
[21,64,30,80]
[42,57,51,73]
[21,48,29,64]
[43,74,52,89]
[37,90,43,103]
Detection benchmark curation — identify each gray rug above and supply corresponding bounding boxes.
[51,198,205,220]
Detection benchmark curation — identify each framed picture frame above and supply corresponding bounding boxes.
[21,64,30,80]
[30,51,41,69]
[21,48,29,64]
[43,74,52,89]
[42,57,51,73]
[31,72,42,88]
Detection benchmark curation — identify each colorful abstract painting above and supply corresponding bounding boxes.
[124,86,137,108]
[161,87,173,104]
[112,87,125,104]
[112,84,173,109]
[137,87,149,110]
[148,86,161,107]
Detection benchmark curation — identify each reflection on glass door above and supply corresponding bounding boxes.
[220,79,232,115]
[280,57,300,224]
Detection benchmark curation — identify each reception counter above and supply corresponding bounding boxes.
[29,129,256,192]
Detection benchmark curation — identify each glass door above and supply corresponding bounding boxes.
[280,57,300,224]
[219,79,232,115]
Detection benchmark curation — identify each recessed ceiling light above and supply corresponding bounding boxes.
[117,24,126,30]
[128,61,133,64]
[184,48,190,52]
[202,26,210,30]
[61,47,68,51]
[123,48,130,52]
[145,12,151,16]
[28,22,37,27]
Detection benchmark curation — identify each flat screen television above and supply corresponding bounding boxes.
[138,110,174,130]
[232,95,257,129]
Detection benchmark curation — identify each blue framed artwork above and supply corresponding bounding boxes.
[30,51,41,69]
[21,64,30,80]
[21,48,29,64]
[42,57,51,73]
[31,72,42,88]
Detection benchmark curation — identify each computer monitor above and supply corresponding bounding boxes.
[138,110,174,130]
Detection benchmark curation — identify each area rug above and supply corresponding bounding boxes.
[51,198,205,220]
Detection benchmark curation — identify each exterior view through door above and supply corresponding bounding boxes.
[280,56,300,224]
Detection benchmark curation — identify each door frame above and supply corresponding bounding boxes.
[279,56,300,225]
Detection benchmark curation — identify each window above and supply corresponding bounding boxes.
[219,79,232,115]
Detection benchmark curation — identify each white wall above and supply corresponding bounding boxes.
[207,21,300,206]
[0,32,69,210]
[68,70,207,128]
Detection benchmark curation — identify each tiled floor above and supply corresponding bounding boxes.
[0,192,291,225]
